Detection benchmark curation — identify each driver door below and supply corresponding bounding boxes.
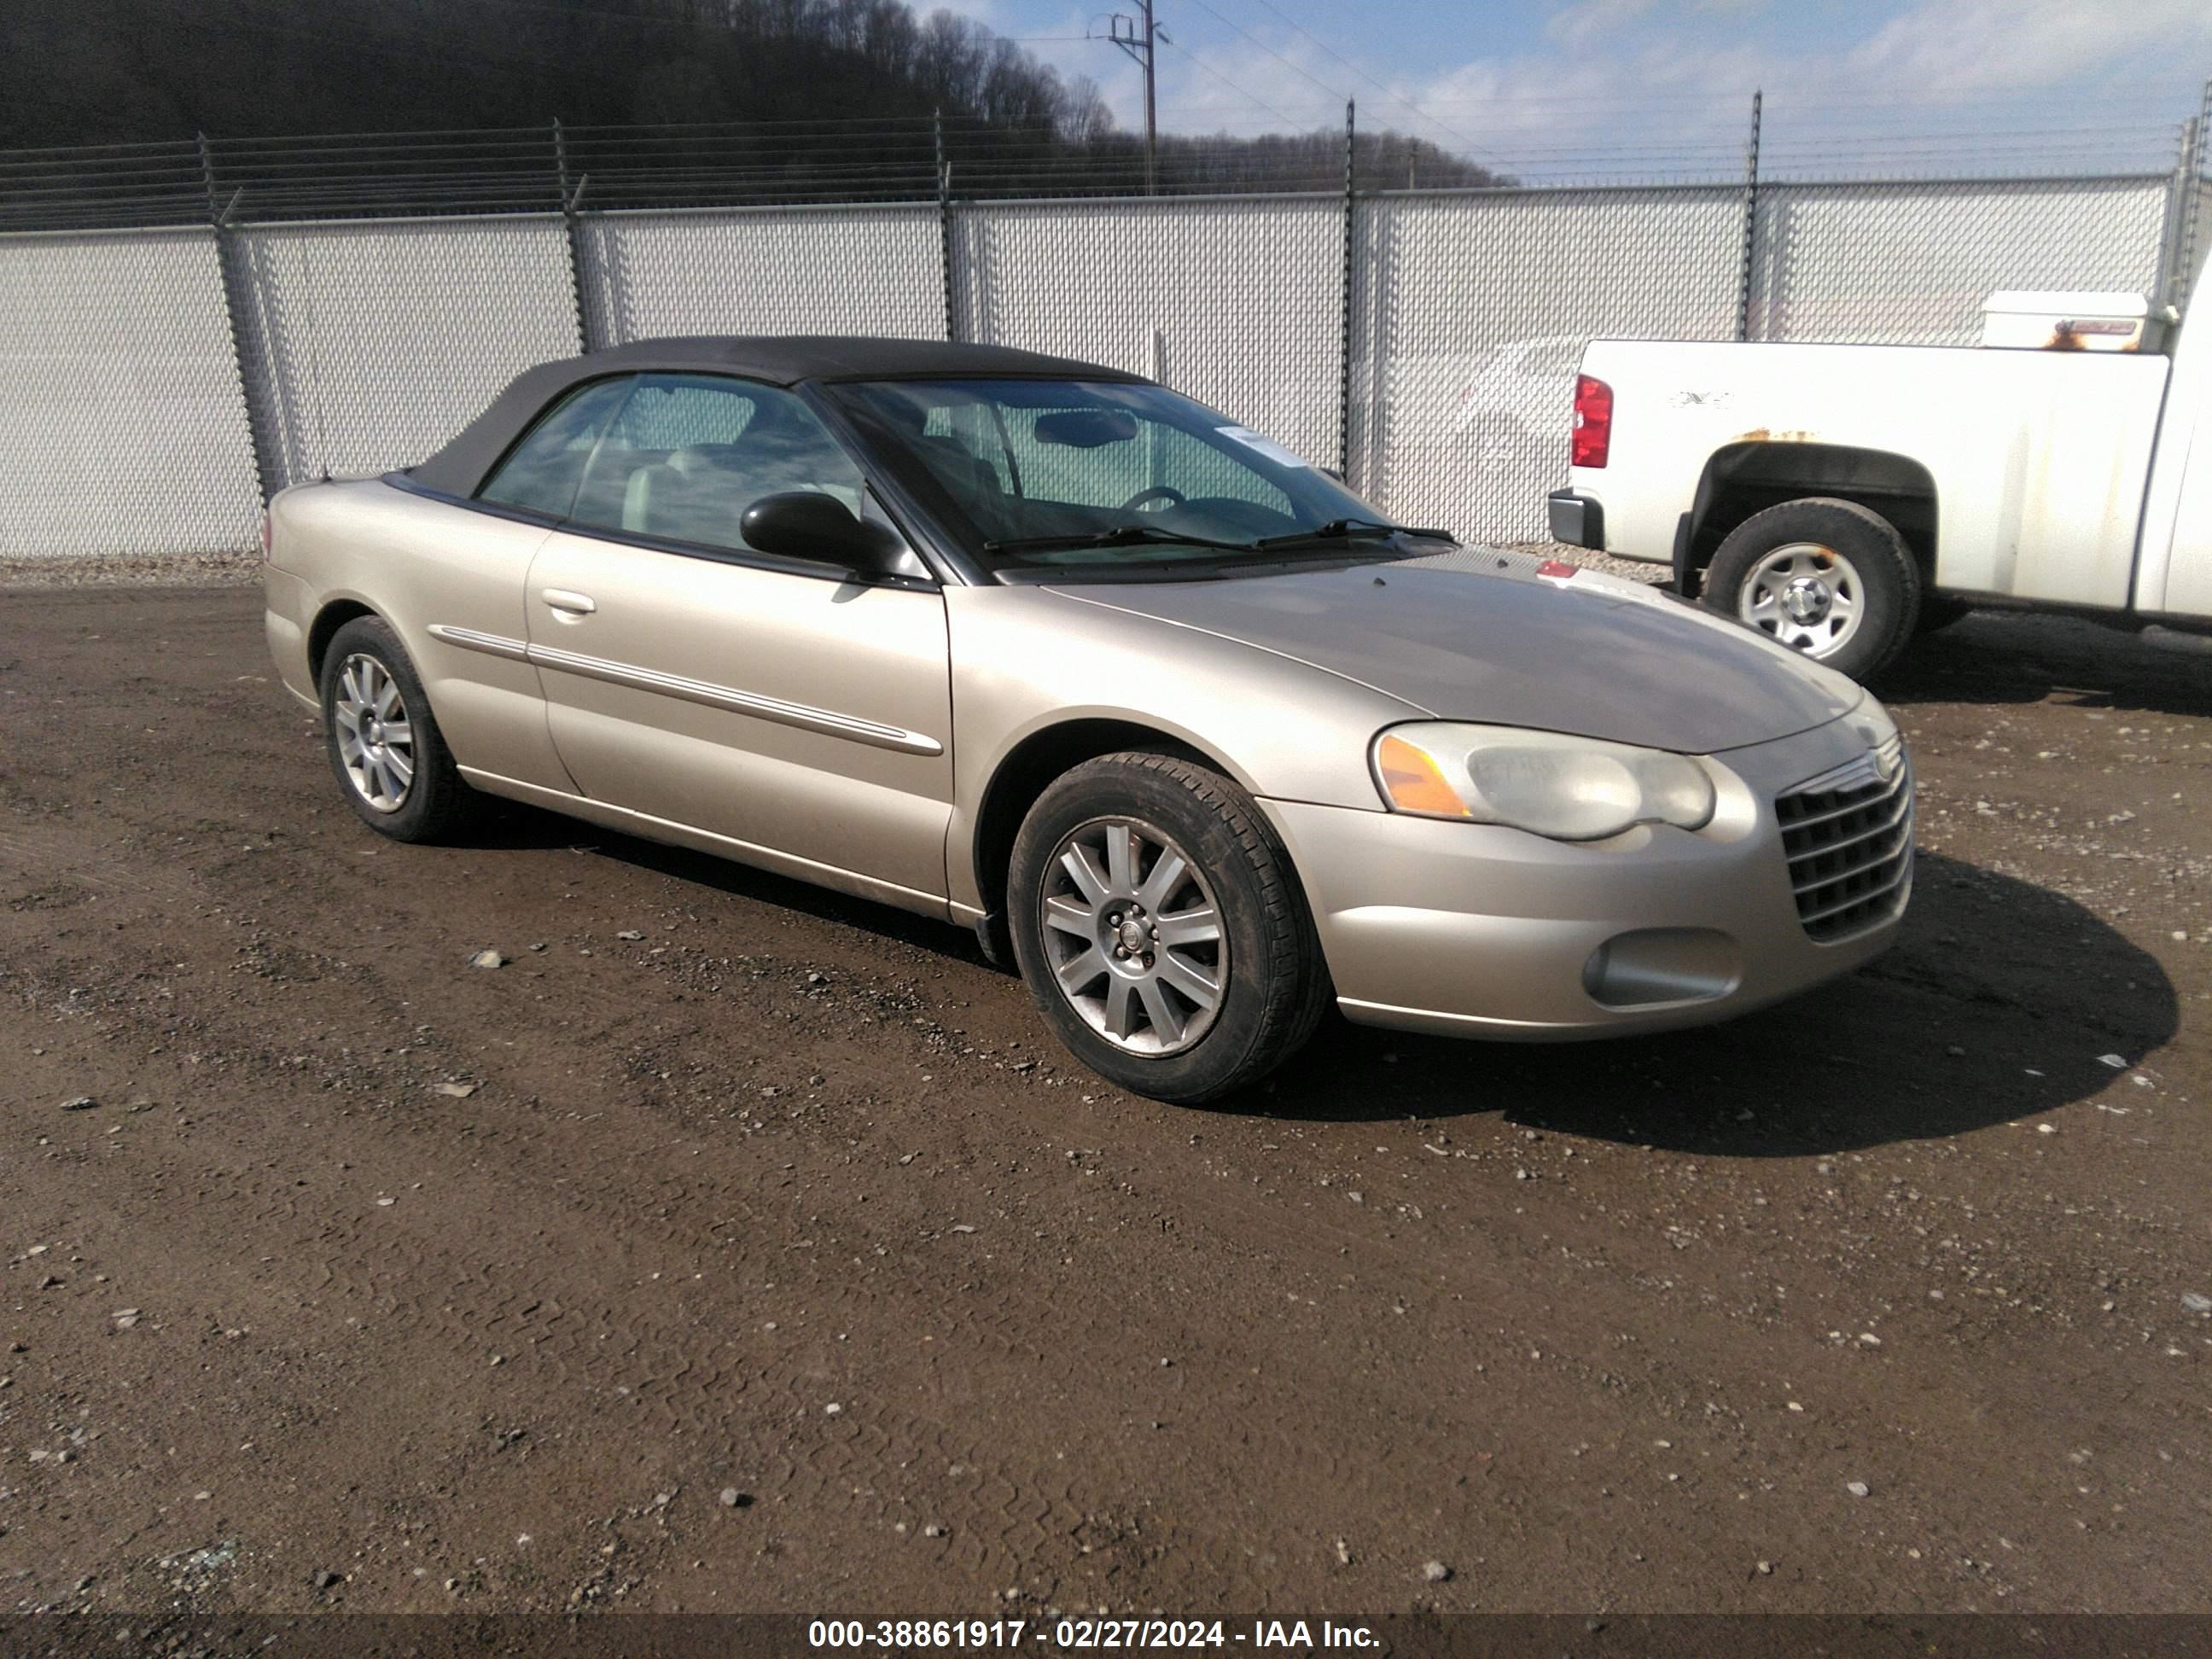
[526,374,954,911]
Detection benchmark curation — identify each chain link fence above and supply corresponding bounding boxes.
[0,118,2203,560]
[0,227,259,557]
[1350,186,1746,538]
[578,205,944,347]
[1747,176,2173,346]
[952,195,1346,477]
[225,215,582,490]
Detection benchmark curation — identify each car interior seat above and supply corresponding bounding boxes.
[620,446,731,539]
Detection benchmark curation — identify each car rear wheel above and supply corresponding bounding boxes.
[319,615,478,842]
[1703,497,1921,682]
[1007,752,1329,1105]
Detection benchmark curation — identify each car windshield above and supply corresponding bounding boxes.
[830,377,1451,572]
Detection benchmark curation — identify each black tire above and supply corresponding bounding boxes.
[1915,595,1973,636]
[317,615,479,842]
[1006,752,1330,1105]
[1702,497,1922,683]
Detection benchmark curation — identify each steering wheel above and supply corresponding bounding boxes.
[1120,486,1187,512]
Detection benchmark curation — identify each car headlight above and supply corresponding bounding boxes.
[1372,722,1717,841]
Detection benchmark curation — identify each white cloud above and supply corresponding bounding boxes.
[1156,32,1351,132]
[995,0,2206,177]
[1546,0,1660,51]
[1375,0,2209,173]
[1842,0,2212,99]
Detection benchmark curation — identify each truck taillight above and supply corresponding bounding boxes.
[1571,374,1612,469]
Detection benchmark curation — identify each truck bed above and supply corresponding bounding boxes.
[1571,340,2170,610]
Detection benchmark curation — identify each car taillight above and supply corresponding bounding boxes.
[1571,374,1612,469]
[259,508,271,560]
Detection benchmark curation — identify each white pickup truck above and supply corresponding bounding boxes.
[1545,288,2212,680]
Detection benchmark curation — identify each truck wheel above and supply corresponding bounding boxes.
[1703,498,1921,682]
[1007,752,1330,1106]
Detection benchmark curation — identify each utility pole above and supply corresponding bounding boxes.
[1103,3,1160,194]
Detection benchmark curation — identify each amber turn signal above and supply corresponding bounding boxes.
[1376,732,1471,818]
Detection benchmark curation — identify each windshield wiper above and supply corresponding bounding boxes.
[983,525,1250,555]
[1249,518,1457,551]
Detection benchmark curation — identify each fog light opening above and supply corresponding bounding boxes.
[1583,928,1742,1010]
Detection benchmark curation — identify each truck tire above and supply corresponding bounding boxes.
[1915,595,1973,636]
[1702,498,1922,682]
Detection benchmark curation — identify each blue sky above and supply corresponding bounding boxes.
[934,0,2212,177]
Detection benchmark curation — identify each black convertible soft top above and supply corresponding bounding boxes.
[407,335,1144,498]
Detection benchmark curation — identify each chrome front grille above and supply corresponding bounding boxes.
[1777,736,1913,943]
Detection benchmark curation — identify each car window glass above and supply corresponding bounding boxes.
[877,384,1297,545]
[568,374,868,556]
[474,377,633,518]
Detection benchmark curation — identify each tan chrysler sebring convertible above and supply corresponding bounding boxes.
[263,336,1912,1103]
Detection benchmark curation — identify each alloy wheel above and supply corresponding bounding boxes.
[1038,817,1227,1057]
[333,652,415,812]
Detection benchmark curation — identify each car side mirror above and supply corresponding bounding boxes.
[741,492,911,577]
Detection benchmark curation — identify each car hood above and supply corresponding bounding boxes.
[1046,549,1860,754]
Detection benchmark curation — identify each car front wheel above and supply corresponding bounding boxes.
[1007,753,1329,1105]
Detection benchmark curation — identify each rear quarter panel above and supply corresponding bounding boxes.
[267,480,572,792]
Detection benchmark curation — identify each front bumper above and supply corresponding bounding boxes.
[1260,715,1907,1040]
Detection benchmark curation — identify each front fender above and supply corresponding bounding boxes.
[942,585,1416,914]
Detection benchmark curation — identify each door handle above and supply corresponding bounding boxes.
[541,588,597,615]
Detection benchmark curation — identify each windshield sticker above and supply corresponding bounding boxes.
[1214,425,1313,469]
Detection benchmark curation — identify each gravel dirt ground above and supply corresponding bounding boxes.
[1,581,2208,1619]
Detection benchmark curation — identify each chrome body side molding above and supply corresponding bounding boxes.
[425,623,531,662]
[428,625,944,757]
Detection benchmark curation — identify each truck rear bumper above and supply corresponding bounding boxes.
[1547,488,1604,550]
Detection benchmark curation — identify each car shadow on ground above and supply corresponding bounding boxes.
[469,785,2173,1157]
[1877,611,2212,717]
[1235,851,2177,1155]
[460,801,998,964]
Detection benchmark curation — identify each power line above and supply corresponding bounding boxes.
[1171,0,1514,169]
[1176,0,1349,115]
[1228,0,1502,164]
[1154,33,1308,131]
